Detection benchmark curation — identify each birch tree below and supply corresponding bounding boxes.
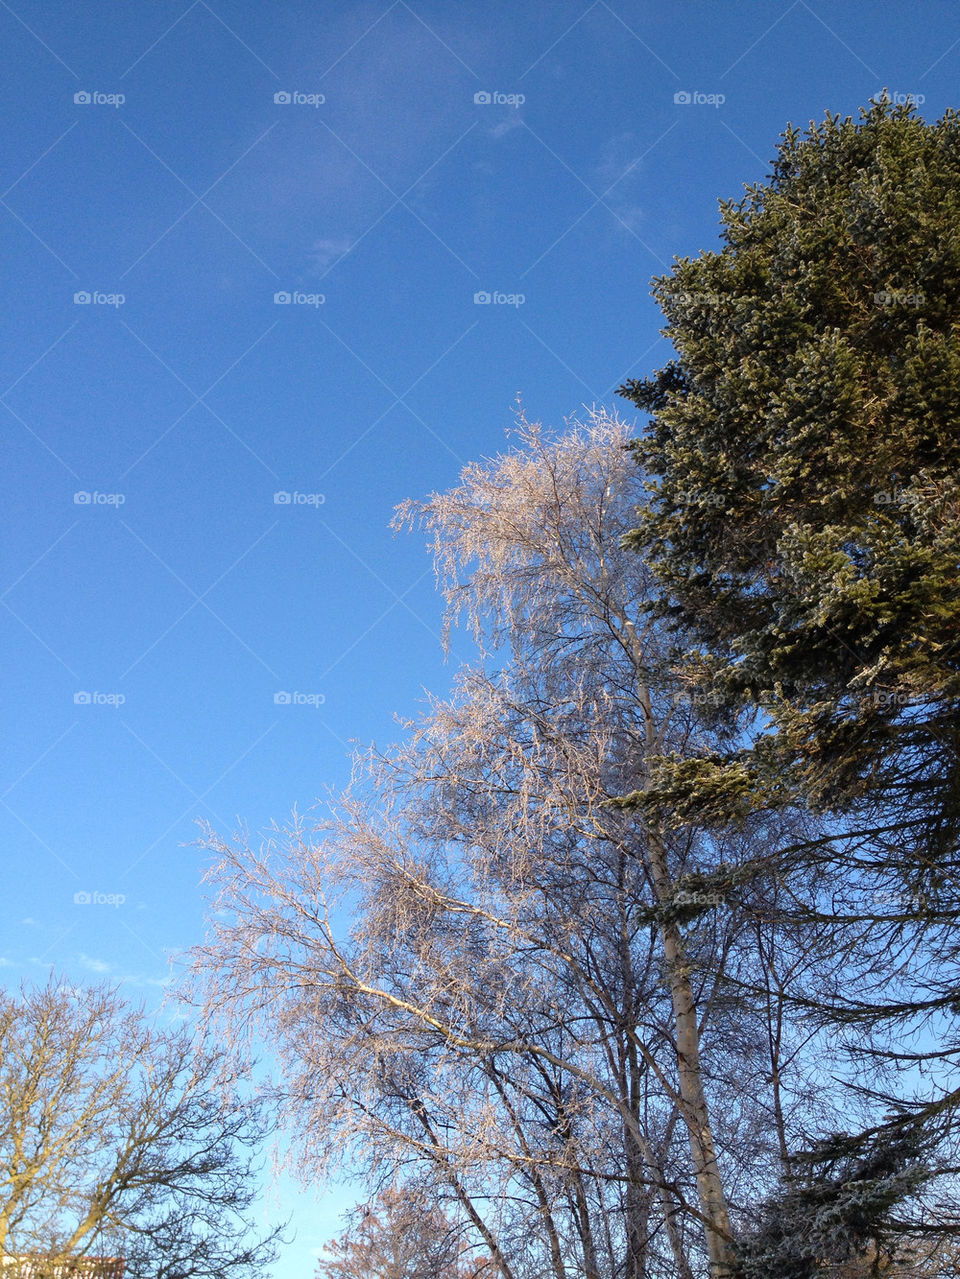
[194,410,831,1278]
[316,1186,485,1279]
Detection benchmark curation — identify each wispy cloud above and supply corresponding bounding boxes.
[309,236,356,273]
[117,972,171,989]
[489,114,526,140]
[593,132,646,233]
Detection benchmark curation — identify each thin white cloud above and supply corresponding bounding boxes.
[593,133,646,234]
[489,114,526,139]
[309,236,355,273]
[117,973,171,988]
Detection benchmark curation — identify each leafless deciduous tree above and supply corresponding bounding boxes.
[193,410,837,1279]
[316,1185,489,1279]
[0,978,282,1279]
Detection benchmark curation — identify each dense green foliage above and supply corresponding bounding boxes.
[620,99,960,825]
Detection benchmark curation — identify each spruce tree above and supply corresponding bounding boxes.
[620,98,960,830]
[619,99,960,1262]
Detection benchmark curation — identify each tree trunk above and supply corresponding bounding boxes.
[632,662,737,1277]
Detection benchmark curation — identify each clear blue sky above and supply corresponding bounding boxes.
[2,0,958,1271]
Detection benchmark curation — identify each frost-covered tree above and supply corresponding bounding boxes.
[316,1186,483,1279]
[194,411,837,1279]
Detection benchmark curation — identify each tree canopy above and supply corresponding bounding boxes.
[0,978,281,1279]
[183,97,960,1279]
[619,98,960,826]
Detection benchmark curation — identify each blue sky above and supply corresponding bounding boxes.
[3,0,959,1270]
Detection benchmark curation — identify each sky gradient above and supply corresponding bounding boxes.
[3,0,960,1270]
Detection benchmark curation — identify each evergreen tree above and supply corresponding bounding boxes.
[618,99,960,1261]
[732,1126,935,1277]
[619,98,960,831]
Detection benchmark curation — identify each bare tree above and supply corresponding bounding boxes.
[193,410,836,1279]
[0,977,282,1279]
[316,1185,487,1279]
